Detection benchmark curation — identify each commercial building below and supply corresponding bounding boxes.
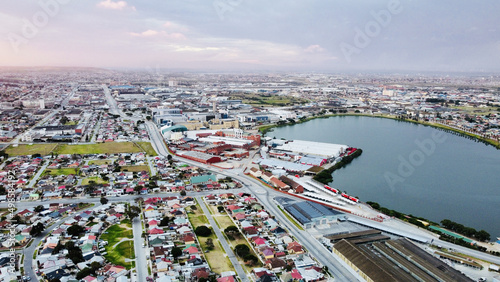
[177,151,221,164]
[270,139,348,159]
[333,238,473,282]
[283,200,342,229]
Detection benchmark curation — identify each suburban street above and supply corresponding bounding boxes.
[27,161,49,188]
[145,120,361,280]
[132,214,148,282]
[196,196,250,282]
[12,85,500,282]
[23,204,99,281]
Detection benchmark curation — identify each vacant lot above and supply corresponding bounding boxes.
[5,143,58,156]
[55,142,143,154]
[187,204,209,227]
[229,93,308,107]
[81,176,108,185]
[203,237,234,274]
[213,212,261,271]
[121,165,149,173]
[88,159,113,165]
[44,168,78,176]
[136,142,157,156]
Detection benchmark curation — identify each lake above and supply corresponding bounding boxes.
[267,116,500,239]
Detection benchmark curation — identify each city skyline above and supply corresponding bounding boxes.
[1,0,500,72]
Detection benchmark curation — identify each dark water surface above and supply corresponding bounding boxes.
[267,116,500,238]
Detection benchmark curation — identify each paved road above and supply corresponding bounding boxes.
[27,161,49,188]
[233,174,362,281]
[102,85,122,117]
[146,156,157,176]
[90,116,102,143]
[144,124,362,280]
[23,204,99,281]
[196,196,249,282]
[132,213,149,282]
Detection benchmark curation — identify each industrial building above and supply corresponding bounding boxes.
[270,139,348,159]
[283,200,343,229]
[176,151,221,164]
[333,238,473,282]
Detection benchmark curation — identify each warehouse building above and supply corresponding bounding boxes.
[177,151,221,164]
[283,200,343,229]
[333,238,473,282]
[270,139,348,159]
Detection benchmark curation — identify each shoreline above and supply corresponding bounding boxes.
[258,113,500,149]
[257,112,500,242]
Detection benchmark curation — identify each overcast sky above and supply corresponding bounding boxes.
[1,0,499,73]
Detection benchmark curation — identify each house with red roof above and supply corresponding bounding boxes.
[287,242,304,254]
[183,246,199,255]
[149,228,165,235]
[217,276,235,282]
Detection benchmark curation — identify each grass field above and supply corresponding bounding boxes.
[105,240,134,269]
[88,159,113,165]
[187,205,209,227]
[136,142,158,156]
[44,168,78,176]
[451,106,499,115]
[81,176,108,185]
[191,201,235,274]
[55,142,143,155]
[211,210,261,271]
[203,236,235,274]
[101,223,134,269]
[229,94,308,107]
[4,143,58,156]
[121,165,149,173]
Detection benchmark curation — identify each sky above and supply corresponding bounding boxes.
[1,0,499,73]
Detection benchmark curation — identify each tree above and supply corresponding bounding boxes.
[171,247,182,258]
[67,224,85,237]
[100,197,108,205]
[205,238,214,250]
[244,254,258,266]
[195,226,212,237]
[476,230,491,242]
[60,116,69,125]
[30,222,45,237]
[76,267,93,280]
[52,241,64,254]
[190,205,197,211]
[34,205,44,212]
[217,206,225,213]
[234,244,250,258]
[159,216,172,226]
[66,241,84,263]
[134,185,143,193]
[126,205,141,220]
[224,225,240,237]
[180,190,186,196]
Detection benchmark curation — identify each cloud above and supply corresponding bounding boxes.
[130,30,186,40]
[304,44,326,53]
[97,0,135,11]
[130,29,158,37]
